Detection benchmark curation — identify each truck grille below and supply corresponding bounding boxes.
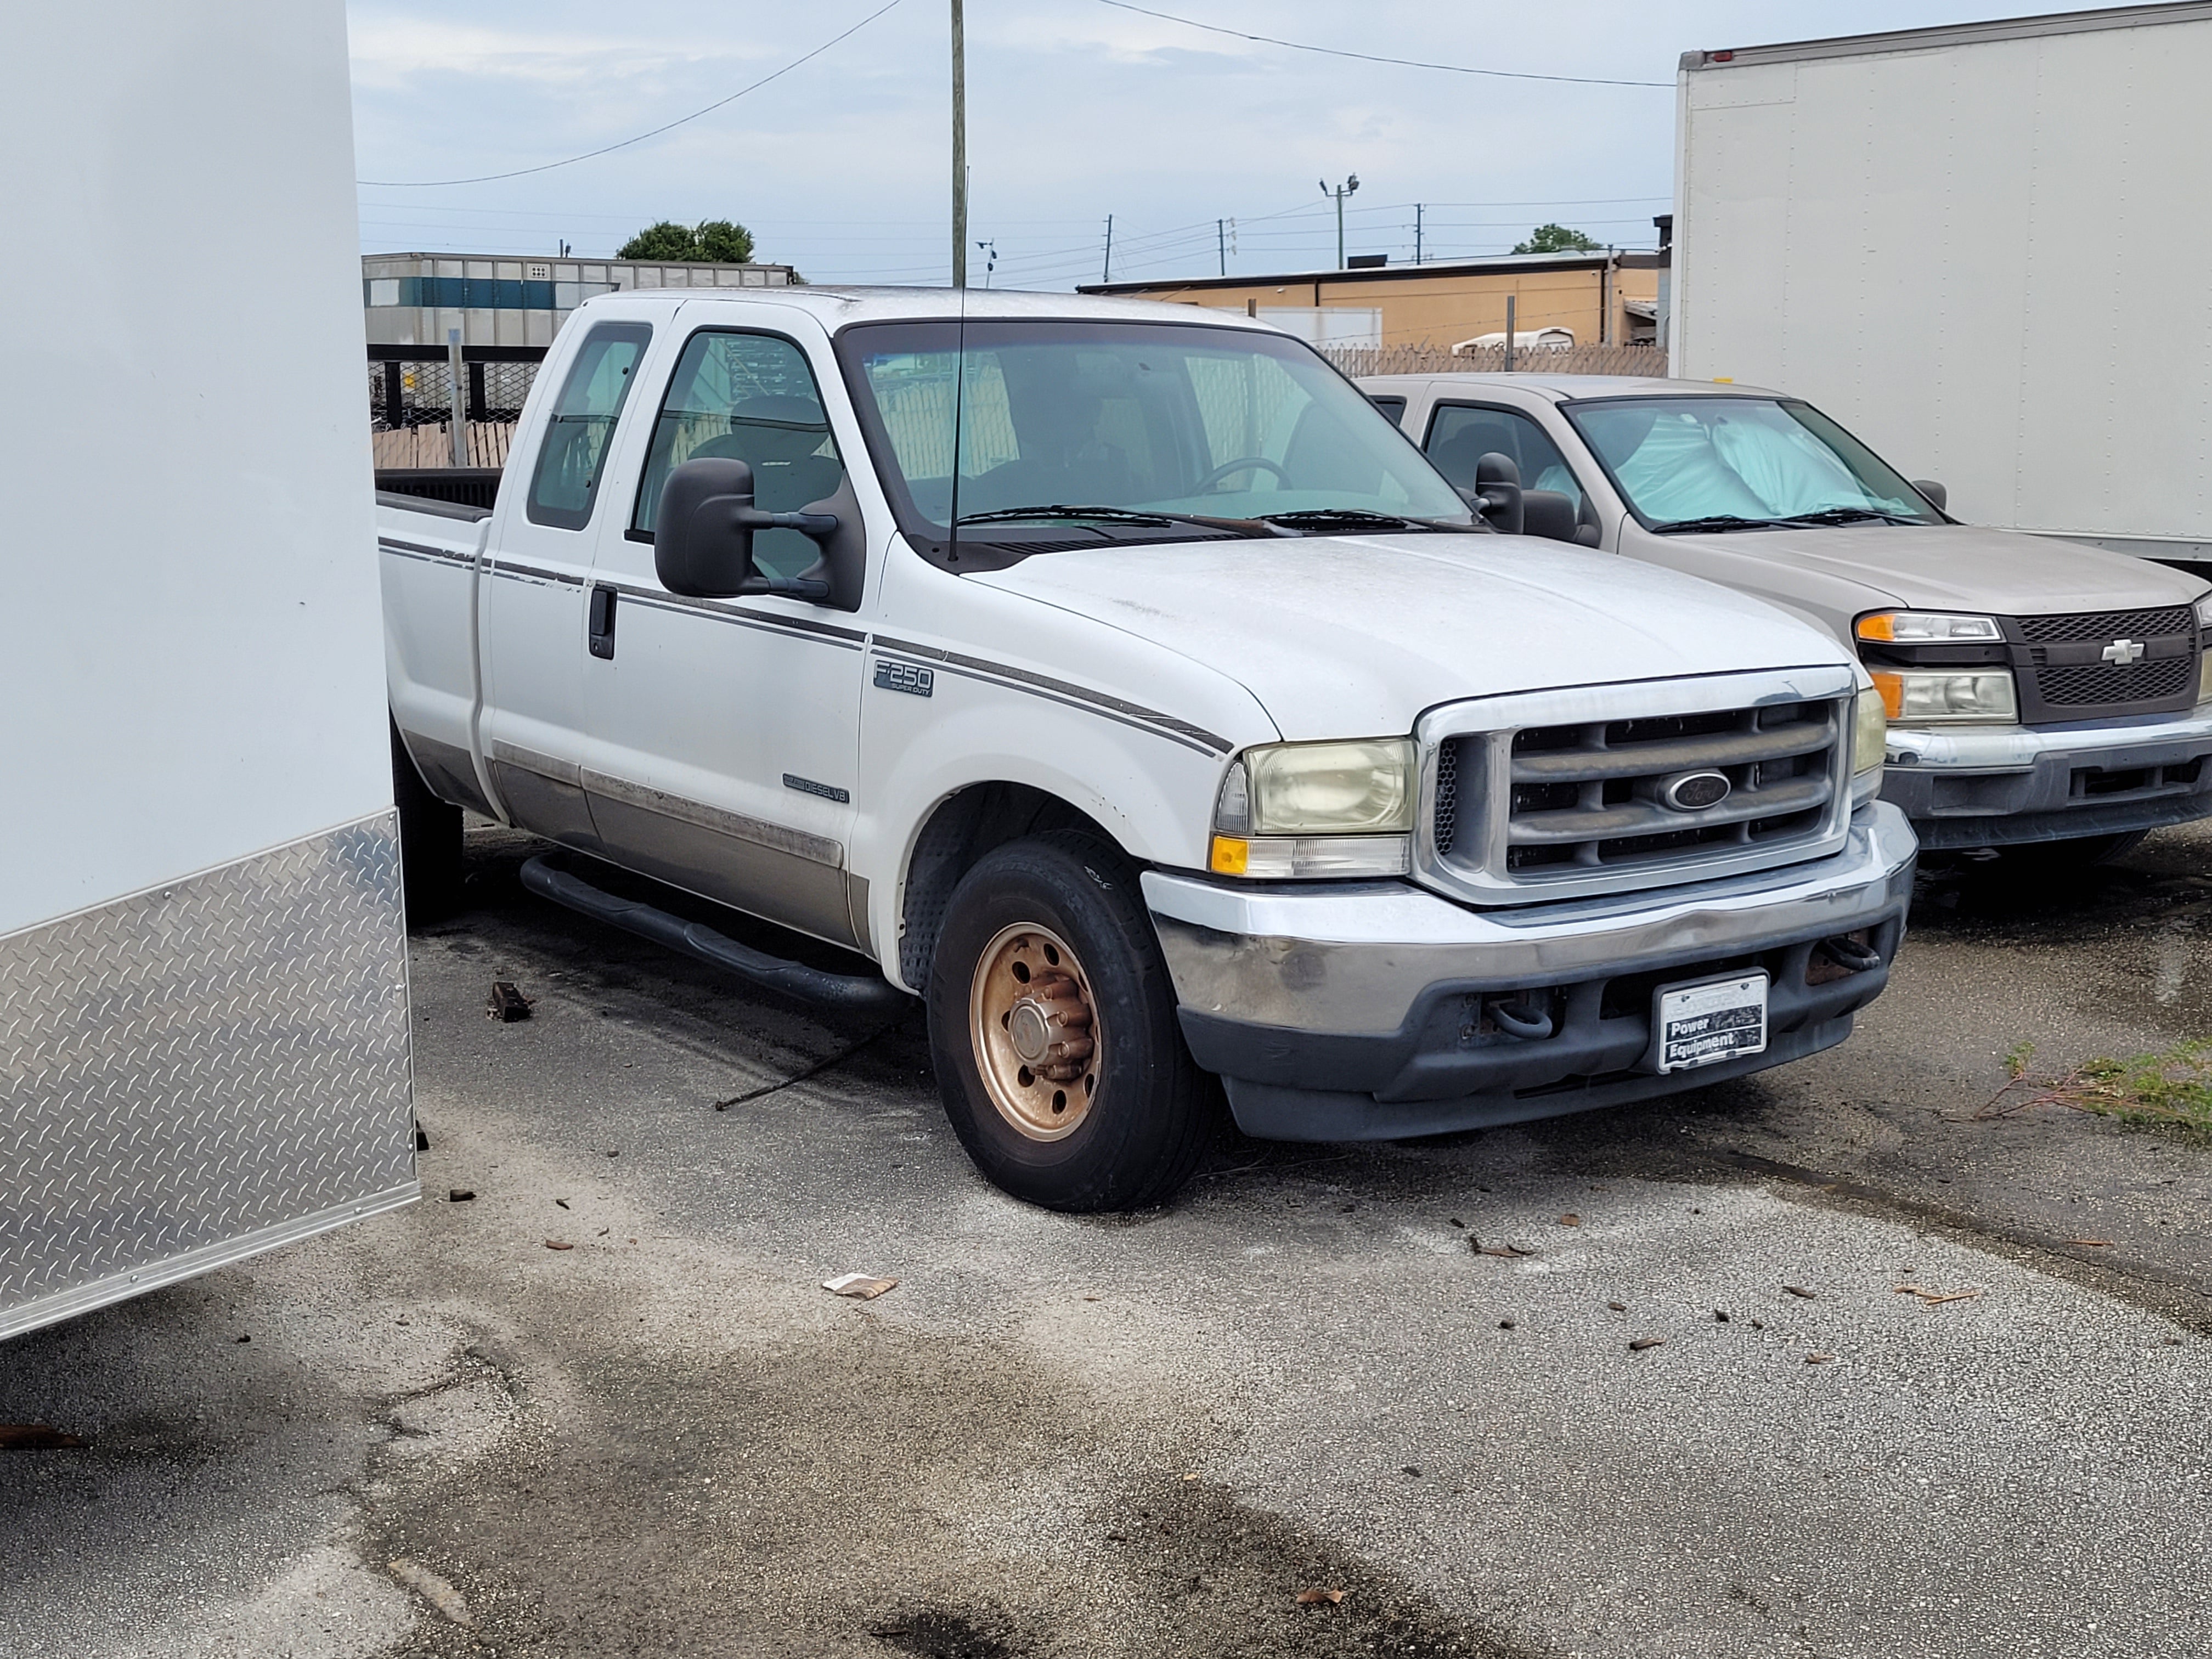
[2010,605,2201,722]
[1419,669,1859,906]
[2016,605,2195,645]
[2036,654,2194,707]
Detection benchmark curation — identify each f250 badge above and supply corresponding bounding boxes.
[873,659,935,697]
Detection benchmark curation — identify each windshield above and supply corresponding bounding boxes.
[833,318,1472,558]
[1564,397,1943,531]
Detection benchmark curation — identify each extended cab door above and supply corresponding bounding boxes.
[478,319,654,850]
[574,314,868,951]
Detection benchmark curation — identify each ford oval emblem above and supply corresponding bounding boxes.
[1661,770,1733,812]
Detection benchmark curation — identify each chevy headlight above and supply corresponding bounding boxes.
[1870,669,2018,723]
[1855,611,2004,644]
[1211,738,1415,878]
[2197,595,2212,703]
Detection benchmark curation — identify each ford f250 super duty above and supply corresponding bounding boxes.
[382,290,1914,1210]
[1365,372,2212,866]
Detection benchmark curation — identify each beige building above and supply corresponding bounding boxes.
[1080,249,1664,353]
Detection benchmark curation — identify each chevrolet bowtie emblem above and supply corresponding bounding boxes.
[2102,637,2146,665]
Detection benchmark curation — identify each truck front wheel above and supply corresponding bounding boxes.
[927,832,1215,1211]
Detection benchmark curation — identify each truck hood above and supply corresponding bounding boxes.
[1656,522,2210,617]
[967,534,1849,740]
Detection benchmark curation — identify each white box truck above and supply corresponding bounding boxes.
[0,2,416,1339]
[1671,2,2212,575]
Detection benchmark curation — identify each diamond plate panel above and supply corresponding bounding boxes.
[2,815,416,1324]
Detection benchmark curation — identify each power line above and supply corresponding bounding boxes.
[357,0,909,188]
[1093,1,1672,88]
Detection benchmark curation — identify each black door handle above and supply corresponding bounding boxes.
[587,584,617,659]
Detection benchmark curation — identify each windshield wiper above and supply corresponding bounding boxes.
[1256,507,1433,534]
[1773,506,1922,527]
[955,504,1274,537]
[1650,514,1792,535]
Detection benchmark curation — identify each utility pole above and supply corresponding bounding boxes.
[1102,214,1114,284]
[1320,174,1359,269]
[951,0,966,289]
[1413,205,1423,266]
[1218,217,1227,276]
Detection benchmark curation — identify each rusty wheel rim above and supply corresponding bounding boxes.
[968,922,1103,1142]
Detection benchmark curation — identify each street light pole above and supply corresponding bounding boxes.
[1321,174,1359,269]
[951,0,967,289]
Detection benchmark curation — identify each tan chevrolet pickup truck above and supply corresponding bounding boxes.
[1364,373,2212,865]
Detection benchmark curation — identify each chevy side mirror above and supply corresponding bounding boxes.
[1474,452,1523,537]
[1520,488,1580,544]
[653,456,838,601]
[1912,479,1948,514]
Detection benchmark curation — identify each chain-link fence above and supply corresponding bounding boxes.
[1324,343,1669,379]
[368,348,546,438]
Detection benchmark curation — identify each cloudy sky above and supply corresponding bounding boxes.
[349,0,2133,289]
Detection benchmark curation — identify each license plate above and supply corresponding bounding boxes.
[1654,972,1769,1074]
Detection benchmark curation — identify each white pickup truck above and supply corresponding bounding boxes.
[382,290,1915,1210]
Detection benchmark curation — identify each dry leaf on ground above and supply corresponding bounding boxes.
[823,1272,898,1300]
[1295,1588,1347,1606]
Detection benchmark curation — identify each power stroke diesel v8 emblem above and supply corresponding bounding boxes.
[1659,770,1733,812]
[2102,637,2146,665]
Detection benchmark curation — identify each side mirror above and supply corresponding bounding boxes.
[1521,488,1580,544]
[1912,479,1948,514]
[1473,452,1523,537]
[653,455,836,600]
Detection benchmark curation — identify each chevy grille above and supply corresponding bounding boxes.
[2010,606,2202,723]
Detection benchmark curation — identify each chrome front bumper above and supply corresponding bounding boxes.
[1883,703,2212,846]
[1141,803,1917,1142]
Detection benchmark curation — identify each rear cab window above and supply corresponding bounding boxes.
[526,321,653,529]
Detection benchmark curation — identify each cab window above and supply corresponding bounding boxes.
[526,322,652,530]
[632,330,846,580]
[1424,403,1583,511]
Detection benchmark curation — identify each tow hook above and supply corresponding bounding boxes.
[1487,997,1556,1041]
[1820,934,1883,974]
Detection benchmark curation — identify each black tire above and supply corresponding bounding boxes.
[391,720,463,927]
[926,831,1217,1212]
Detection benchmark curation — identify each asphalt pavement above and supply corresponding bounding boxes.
[3,821,2208,1659]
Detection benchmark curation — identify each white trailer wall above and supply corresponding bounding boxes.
[1672,4,2212,560]
[1,2,415,1338]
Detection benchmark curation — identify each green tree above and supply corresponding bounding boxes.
[616,218,757,263]
[1511,223,1601,255]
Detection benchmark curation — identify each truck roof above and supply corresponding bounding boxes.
[573,284,1286,334]
[1682,2,2212,72]
[1358,373,1786,403]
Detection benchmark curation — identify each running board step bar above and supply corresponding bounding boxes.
[518,855,910,1013]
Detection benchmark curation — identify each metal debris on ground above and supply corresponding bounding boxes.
[823,1272,898,1300]
[1628,1337,1664,1352]
[1784,1285,1818,1299]
[1714,1310,1731,1323]
[1607,1301,1627,1312]
[1895,1284,1983,1305]
[1295,1588,1347,1605]
[448,1188,476,1203]
[486,981,534,1022]
[388,1558,475,1627]
[0,1425,87,1451]
[1498,1319,1516,1330]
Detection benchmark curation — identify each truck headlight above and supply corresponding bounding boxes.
[1210,738,1415,878]
[1870,669,2018,723]
[1855,611,2004,644]
[1851,688,1888,803]
[2197,595,2212,703]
